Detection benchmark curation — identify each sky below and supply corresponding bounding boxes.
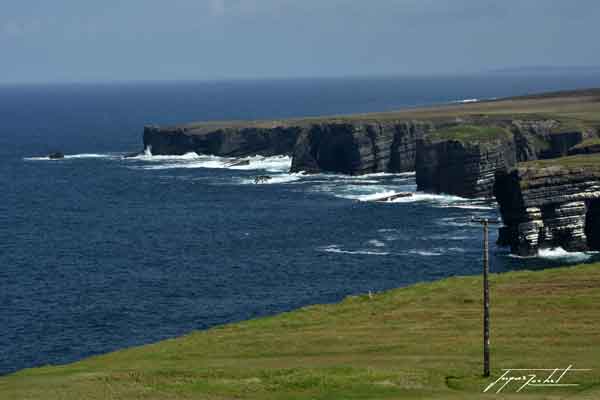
[2,0,600,83]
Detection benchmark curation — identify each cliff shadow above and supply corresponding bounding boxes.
[585,199,600,250]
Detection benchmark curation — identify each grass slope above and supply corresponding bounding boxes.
[2,264,600,399]
[522,153,600,170]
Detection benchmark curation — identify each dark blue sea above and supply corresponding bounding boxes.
[3,74,600,375]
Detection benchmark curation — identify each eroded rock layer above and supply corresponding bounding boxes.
[494,156,600,256]
[416,135,517,198]
[289,121,430,174]
[143,125,302,157]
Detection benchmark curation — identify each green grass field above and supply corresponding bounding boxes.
[522,153,600,170]
[2,263,599,399]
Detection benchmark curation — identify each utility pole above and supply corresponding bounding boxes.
[472,217,499,378]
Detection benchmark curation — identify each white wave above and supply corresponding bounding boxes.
[358,171,415,179]
[24,153,117,161]
[452,98,479,104]
[239,174,301,185]
[24,156,52,161]
[309,171,414,181]
[131,152,292,172]
[438,204,496,210]
[228,155,291,172]
[319,245,389,256]
[508,247,593,262]
[537,247,592,262]
[408,250,443,257]
[129,151,202,161]
[367,239,386,248]
[437,216,480,228]
[353,190,398,202]
[68,153,115,159]
[389,192,466,204]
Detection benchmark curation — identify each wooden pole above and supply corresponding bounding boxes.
[482,219,490,378]
[472,217,499,378]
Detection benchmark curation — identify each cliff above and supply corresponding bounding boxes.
[289,121,430,174]
[494,154,600,256]
[415,124,517,198]
[141,89,600,199]
[143,124,302,157]
[143,119,592,199]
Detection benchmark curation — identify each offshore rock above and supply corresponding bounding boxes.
[494,155,600,256]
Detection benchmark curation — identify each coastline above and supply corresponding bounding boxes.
[141,88,600,256]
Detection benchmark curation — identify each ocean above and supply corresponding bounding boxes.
[3,73,600,375]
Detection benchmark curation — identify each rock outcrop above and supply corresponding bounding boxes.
[143,125,302,157]
[413,120,595,198]
[494,155,600,256]
[290,121,430,174]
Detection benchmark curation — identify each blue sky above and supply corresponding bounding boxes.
[2,0,600,83]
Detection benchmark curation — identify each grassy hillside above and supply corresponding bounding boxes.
[2,264,599,399]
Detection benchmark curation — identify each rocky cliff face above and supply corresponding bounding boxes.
[510,120,591,161]
[289,121,430,174]
[143,125,302,157]
[494,156,600,256]
[142,117,595,202]
[416,134,517,198]
[412,120,592,198]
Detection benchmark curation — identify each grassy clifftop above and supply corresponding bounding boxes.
[165,89,600,134]
[522,153,600,170]
[426,124,512,144]
[2,264,599,399]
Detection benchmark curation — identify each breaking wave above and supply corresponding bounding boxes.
[238,174,302,185]
[408,250,443,257]
[130,151,292,172]
[24,153,117,161]
[451,98,480,104]
[510,247,594,262]
[388,192,466,204]
[367,239,386,248]
[318,245,390,256]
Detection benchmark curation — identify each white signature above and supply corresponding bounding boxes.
[483,365,591,393]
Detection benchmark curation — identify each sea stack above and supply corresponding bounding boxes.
[494,154,600,256]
